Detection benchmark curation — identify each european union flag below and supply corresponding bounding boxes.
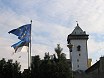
[9,24,31,52]
[12,40,29,52]
[8,24,31,42]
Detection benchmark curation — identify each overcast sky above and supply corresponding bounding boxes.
[0,0,104,71]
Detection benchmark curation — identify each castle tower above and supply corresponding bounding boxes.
[67,22,89,71]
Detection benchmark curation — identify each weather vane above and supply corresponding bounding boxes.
[76,21,79,26]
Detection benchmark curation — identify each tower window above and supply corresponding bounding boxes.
[77,59,79,62]
[79,53,81,56]
[77,65,79,68]
[77,45,81,51]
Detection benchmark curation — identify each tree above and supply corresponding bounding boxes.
[22,69,31,78]
[55,44,63,59]
[54,44,72,78]
[0,58,6,78]
[0,58,21,78]
[28,44,72,78]
[31,55,41,78]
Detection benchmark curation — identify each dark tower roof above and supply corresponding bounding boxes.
[71,23,86,35]
[67,23,89,44]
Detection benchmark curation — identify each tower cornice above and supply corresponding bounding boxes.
[68,34,89,40]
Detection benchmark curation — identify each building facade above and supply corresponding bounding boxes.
[85,57,104,78]
[67,23,89,71]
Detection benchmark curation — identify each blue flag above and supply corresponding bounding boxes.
[8,24,31,42]
[9,24,31,52]
[11,40,29,52]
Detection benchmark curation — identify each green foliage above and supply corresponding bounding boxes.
[55,44,63,59]
[31,55,41,78]
[22,69,31,78]
[0,44,72,78]
[31,44,72,78]
[0,58,21,78]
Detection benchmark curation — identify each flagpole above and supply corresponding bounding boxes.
[30,20,32,70]
[28,42,29,69]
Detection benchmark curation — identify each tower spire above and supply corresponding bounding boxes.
[76,21,79,26]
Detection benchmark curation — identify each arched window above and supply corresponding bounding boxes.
[77,65,79,68]
[77,59,79,62]
[79,53,81,56]
[77,45,81,51]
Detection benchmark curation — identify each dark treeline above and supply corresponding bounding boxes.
[0,58,21,78]
[0,44,72,78]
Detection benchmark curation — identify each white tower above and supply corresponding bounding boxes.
[67,23,89,71]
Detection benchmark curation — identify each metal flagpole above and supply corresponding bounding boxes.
[30,20,32,70]
[28,44,29,69]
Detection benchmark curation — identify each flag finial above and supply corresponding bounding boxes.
[31,20,32,23]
